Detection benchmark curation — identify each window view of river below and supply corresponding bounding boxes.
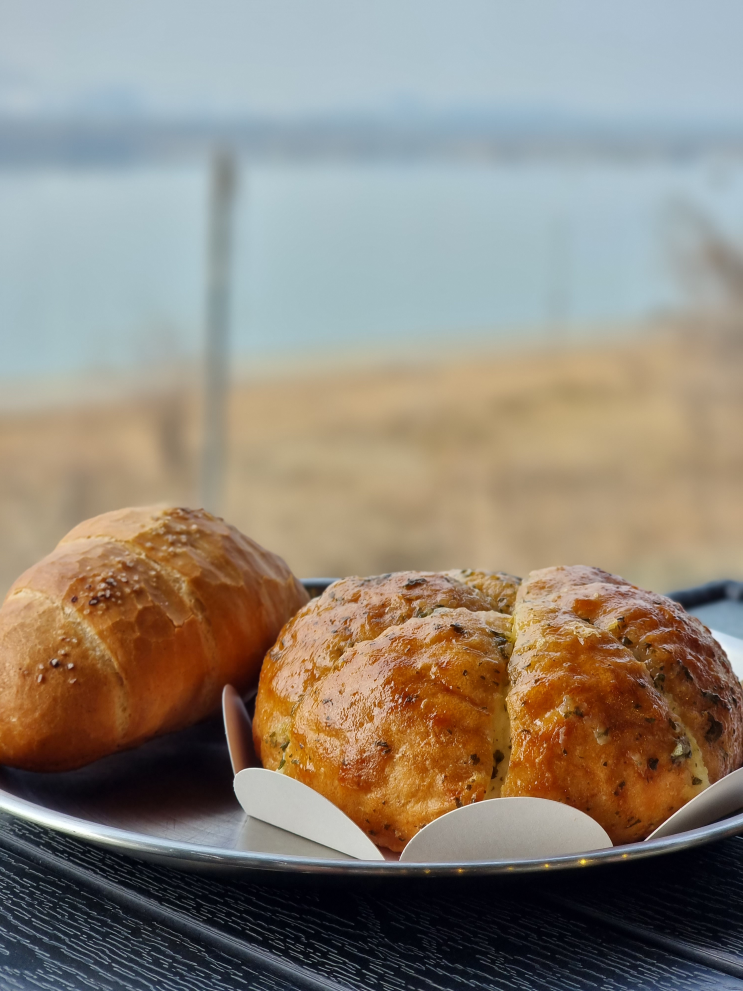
[3,157,743,381]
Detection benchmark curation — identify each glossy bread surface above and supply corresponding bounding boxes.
[0,506,309,771]
[504,566,743,843]
[255,565,743,850]
[253,570,520,851]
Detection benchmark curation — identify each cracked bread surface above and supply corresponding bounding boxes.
[253,570,520,851]
[254,565,743,850]
[504,565,743,844]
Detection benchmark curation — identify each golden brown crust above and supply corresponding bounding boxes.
[502,566,743,843]
[445,569,521,615]
[0,505,309,770]
[253,570,519,851]
[255,564,743,850]
[0,591,124,771]
[549,566,743,781]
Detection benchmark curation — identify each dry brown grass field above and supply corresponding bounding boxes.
[2,322,743,598]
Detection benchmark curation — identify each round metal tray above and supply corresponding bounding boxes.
[1,576,741,879]
[0,710,741,879]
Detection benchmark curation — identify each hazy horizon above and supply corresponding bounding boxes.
[2,1,743,125]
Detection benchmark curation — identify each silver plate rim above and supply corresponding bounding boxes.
[0,782,741,877]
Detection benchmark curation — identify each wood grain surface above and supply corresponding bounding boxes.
[0,814,741,991]
[0,823,295,990]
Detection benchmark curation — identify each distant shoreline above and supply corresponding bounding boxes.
[0,318,654,414]
[3,112,743,168]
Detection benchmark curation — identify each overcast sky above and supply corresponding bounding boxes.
[1,0,743,122]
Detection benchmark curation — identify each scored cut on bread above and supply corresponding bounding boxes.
[253,566,743,850]
[0,505,309,771]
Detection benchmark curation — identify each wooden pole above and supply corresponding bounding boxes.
[200,149,237,513]
[547,214,570,340]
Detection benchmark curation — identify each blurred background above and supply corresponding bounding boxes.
[3,0,743,595]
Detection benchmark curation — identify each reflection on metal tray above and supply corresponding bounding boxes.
[0,577,741,879]
[0,712,357,868]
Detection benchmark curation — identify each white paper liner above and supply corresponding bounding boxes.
[222,627,743,863]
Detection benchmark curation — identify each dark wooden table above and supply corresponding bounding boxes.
[1,583,743,991]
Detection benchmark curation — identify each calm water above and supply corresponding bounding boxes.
[2,159,743,379]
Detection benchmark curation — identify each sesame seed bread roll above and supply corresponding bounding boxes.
[0,506,309,771]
